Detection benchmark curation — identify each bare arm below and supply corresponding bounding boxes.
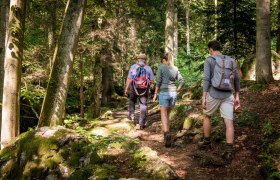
[234,91,240,110]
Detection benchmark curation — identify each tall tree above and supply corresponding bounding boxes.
[0,0,9,142]
[217,0,255,59]
[214,0,218,39]
[1,0,25,149]
[256,0,274,83]
[165,0,176,65]
[174,8,178,60]
[277,0,280,53]
[101,61,114,105]
[88,56,102,118]
[79,55,84,118]
[38,0,86,127]
[180,0,191,54]
[47,0,58,70]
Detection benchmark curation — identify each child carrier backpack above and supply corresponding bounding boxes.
[132,64,149,95]
[211,55,235,91]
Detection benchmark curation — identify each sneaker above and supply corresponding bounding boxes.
[129,117,137,125]
[135,124,140,130]
[164,132,172,148]
[197,138,211,150]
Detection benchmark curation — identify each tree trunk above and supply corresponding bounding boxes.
[181,0,190,54]
[173,9,178,61]
[38,0,86,127]
[79,56,84,118]
[165,0,175,65]
[233,0,237,55]
[256,0,274,83]
[88,56,102,119]
[277,0,280,53]
[47,0,57,70]
[0,0,9,143]
[1,0,25,149]
[101,62,114,105]
[186,0,190,54]
[214,0,218,39]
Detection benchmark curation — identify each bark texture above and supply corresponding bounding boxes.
[256,0,274,83]
[1,0,25,149]
[0,0,9,142]
[79,57,84,118]
[277,0,280,53]
[47,0,57,70]
[101,62,114,105]
[38,0,86,127]
[88,57,102,119]
[165,0,175,65]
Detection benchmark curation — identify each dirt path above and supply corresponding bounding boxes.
[112,82,280,179]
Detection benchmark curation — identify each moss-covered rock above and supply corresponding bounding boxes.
[169,105,193,131]
[0,125,178,179]
[133,147,179,179]
[183,117,193,130]
[0,127,101,179]
[90,127,112,137]
[90,118,134,134]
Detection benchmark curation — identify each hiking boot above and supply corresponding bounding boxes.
[164,132,172,148]
[140,125,145,130]
[222,143,234,164]
[222,151,234,164]
[197,137,211,150]
[222,152,233,164]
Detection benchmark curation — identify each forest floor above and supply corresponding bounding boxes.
[112,80,280,179]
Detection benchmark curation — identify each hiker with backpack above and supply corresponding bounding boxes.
[199,40,240,163]
[125,54,154,130]
[153,54,185,147]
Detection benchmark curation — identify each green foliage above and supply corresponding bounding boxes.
[176,47,205,99]
[259,153,280,179]
[169,105,193,132]
[236,110,259,127]
[64,114,86,129]
[21,86,45,111]
[20,85,45,132]
[211,113,223,126]
[69,165,95,180]
[262,121,276,138]
[249,83,265,91]
[209,113,224,142]
[217,0,256,59]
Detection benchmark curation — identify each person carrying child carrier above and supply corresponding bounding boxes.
[125,54,154,130]
[199,40,240,164]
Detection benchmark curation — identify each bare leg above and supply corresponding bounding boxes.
[203,115,211,138]
[224,119,234,143]
[160,107,169,133]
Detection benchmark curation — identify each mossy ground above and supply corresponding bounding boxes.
[0,116,178,179]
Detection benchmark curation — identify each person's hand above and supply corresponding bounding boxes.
[153,94,157,102]
[234,98,240,110]
[125,89,129,97]
[202,97,206,110]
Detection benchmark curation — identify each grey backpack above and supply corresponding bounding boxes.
[211,55,235,91]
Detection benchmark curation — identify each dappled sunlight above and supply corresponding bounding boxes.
[90,127,111,137]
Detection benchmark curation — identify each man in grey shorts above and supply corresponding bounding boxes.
[199,40,240,163]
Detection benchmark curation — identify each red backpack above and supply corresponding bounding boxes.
[132,64,149,95]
